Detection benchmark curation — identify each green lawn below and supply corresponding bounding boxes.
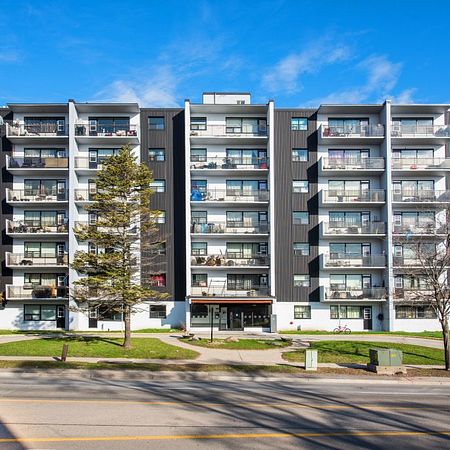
[0,337,198,360]
[280,330,443,340]
[282,341,445,365]
[134,328,181,333]
[181,338,292,350]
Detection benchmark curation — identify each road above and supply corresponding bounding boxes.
[0,373,449,449]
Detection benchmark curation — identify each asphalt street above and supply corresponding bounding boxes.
[0,373,449,449]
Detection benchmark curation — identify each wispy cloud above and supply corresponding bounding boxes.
[262,41,352,94]
[0,47,21,63]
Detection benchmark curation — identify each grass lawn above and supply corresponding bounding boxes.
[0,337,198,360]
[280,330,443,340]
[134,328,181,333]
[0,329,181,335]
[282,341,445,365]
[181,338,292,350]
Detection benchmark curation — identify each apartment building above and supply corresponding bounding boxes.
[0,93,449,332]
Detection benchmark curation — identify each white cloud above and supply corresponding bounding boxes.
[386,88,417,104]
[262,42,352,94]
[0,49,21,62]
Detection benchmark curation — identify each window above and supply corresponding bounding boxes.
[395,306,436,319]
[294,305,311,319]
[149,274,166,287]
[98,306,123,321]
[192,273,208,287]
[24,304,59,321]
[149,304,167,319]
[191,211,207,224]
[152,211,166,224]
[294,275,310,287]
[150,179,166,193]
[191,179,207,192]
[190,148,207,162]
[190,117,207,131]
[148,117,165,130]
[330,305,363,319]
[226,117,267,134]
[148,148,165,162]
[291,118,308,131]
[293,180,309,193]
[148,242,166,255]
[292,149,308,162]
[192,242,207,256]
[293,243,310,256]
[293,211,309,225]
[227,274,268,290]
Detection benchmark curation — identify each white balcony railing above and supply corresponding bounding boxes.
[191,221,269,235]
[322,189,385,203]
[391,124,450,137]
[323,254,386,268]
[190,124,268,138]
[324,287,387,301]
[322,221,386,235]
[321,124,385,138]
[392,190,450,203]
[321,157,385,171]
[391,158,450,170]
[6,189,68,203]
[6,252,68,267]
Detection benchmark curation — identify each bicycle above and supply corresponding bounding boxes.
[333,324,351,334]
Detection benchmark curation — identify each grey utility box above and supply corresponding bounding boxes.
[305,349,318,371]
[369,348,403,366]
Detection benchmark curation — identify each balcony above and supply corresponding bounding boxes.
[190,156,269,173]
[74,221,138,238]
[6,189,68,205]
[394,288,433,302]
[393,223,446,236]
[74,123,139,143]
[392,157,450,174]
[6,122,68,144]
[392,190,450,205]
[6,285,69,301]
[191,189,269,205]
[393,257,431,268]
[319,124,385,144]
[6,155,68,175]
[74,190,96,204]
[191,253,270,268]
[189,124,268,144]
[320,189,385,206]
[320,157,384,175]
[321,254,386,269]
[6,220,69,237]
[322,287,387,302]
[5,252,68,268]
[191,221,269,236]
[190,285,270,298]
[321,221,386,237]
[391,124,450,144]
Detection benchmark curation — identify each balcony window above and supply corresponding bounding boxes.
[148,117,165,130]
[395,275,429,290]
[226,242,267,258]
[395,305,436,319]
[292,148,308,162]
[149,304,167,319]
[24,148,67,159]
[192,242,207,256]
[24,242,65,258]
[190,117,207,131]
[226,180,267,194]
[191,148,207,162]
[89,117,130,135]
[293,212,309,225]
[88,148,120,167]
[225,117,267,134]
[191,180,207,193]
[392,149,433,160]
[227,274,268,290]
[294,305,311,319]
[293,243,309,256]
[22,179,66,199]
[24,211,67,228]
[330,306,363,319]
[293,180,309,193]
[392,118,433,134]
[191,211,207,224]
[294,275,310,287]
[328,118,369,134]
[152,211,166,224]
[291,118,308,131]
[226,149,267,166]
[150,179,166,193]
[226,211,267,228]
[192,274,208,288]
[24,273,66,287]
[24,117,66,135]
[148,148,165,162]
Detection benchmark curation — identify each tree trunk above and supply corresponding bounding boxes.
[123,304,132,349]
[441,318,450,371]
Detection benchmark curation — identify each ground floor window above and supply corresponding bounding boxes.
[294,305,311,319]
[149,304,167,319]
[24,304,57,321]
[98,306,123,321]
[330,305,363,319]
[395,305,436,319]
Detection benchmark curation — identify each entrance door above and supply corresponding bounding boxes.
[219,306,228,331]
[363,307,372,330]
[88,308,98,328]
[56,305,65,329]
[229,307,244,331]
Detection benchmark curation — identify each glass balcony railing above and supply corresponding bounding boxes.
[190,124,268,137]
[6,285,69,300]
[190,156,269,170]
[190,285,270,297]
[324,287,387,300]
[392,190,450,203]
[393,257,433,267]
[394,287,433,300]
[323,221,386,235]
[6,122,68,137]
[323,254,386,268]
[74,190,96,201]
[7,189,68,202]
[393,223,445,235]
[391,158,450,170]
[322,189,385,203]
[190,189,269,202]
[391,124,450,137]
[6,252,68,267]
[321,157,385,170]
[7,155,68,169]
[6,220,69,234]
[322,124,385,138]
[74,123,138,137]
[191,253,270,267]
[191,221,269,234]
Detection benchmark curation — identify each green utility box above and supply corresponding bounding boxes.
[369,348,403,366]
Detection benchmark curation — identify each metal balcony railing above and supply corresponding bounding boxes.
[323,221,386,235]
[6,220,69,234]
[7,155,69,169]
[6,122,69,137]
[325,287,387,300]
[393,256,435,267]
[190,124,268,137]
[322,157,385,170]
[391,124,450,137]
[74,123,138,137]
[190,285,270,297]
[6,252,68,267]
[6,285,69,300]
[7,189,68,202]
[394,288,433,300]
[393,223,445,235]
[391,158,450,170]
[322,189,385,203]
[190,189,269,202]
[191,253,270,267]
[324,254,386,268]
[322,124,385,138]
[190,156,269,170]
[392,190,450,203]
[191,221,269,234]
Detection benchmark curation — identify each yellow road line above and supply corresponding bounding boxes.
[0,430,450,443]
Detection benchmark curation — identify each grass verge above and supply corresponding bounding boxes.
[0,337,198,360]
[280,330,443,339]
[180,338,292,350]
[282,341,444,365]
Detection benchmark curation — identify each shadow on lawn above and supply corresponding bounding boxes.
[40,334,124,347]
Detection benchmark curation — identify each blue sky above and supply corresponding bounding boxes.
[0,0,449,107]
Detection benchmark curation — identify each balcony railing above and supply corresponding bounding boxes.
[6,252,68,267]
[74,123,138,137]
[191,189,269,202]
[391,124,450,137]
[324,287,387,300]
[6,122,69,137]
[393,223,445,235]
[392,158,450,170]
[191,253,270,267]
[392,190,450,203]
[191,221,269,234]
[322,124,385,138]
[321,157,385,170]
[74,190,96,202]
[190,156,269,170]
[74,221,138,235]
[7,155,68,169]
[324,254,386,268]
[322,189,385,203]
[6,285,69,300]
[6,189,68,203]
[6,220,69,234]
[190,124,268,137]
[323,221,386,235]
[394,288,433,300]
[393,257,432,267]
[190,285,270,297]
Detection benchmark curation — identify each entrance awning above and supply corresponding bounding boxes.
[191,298,272,304]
